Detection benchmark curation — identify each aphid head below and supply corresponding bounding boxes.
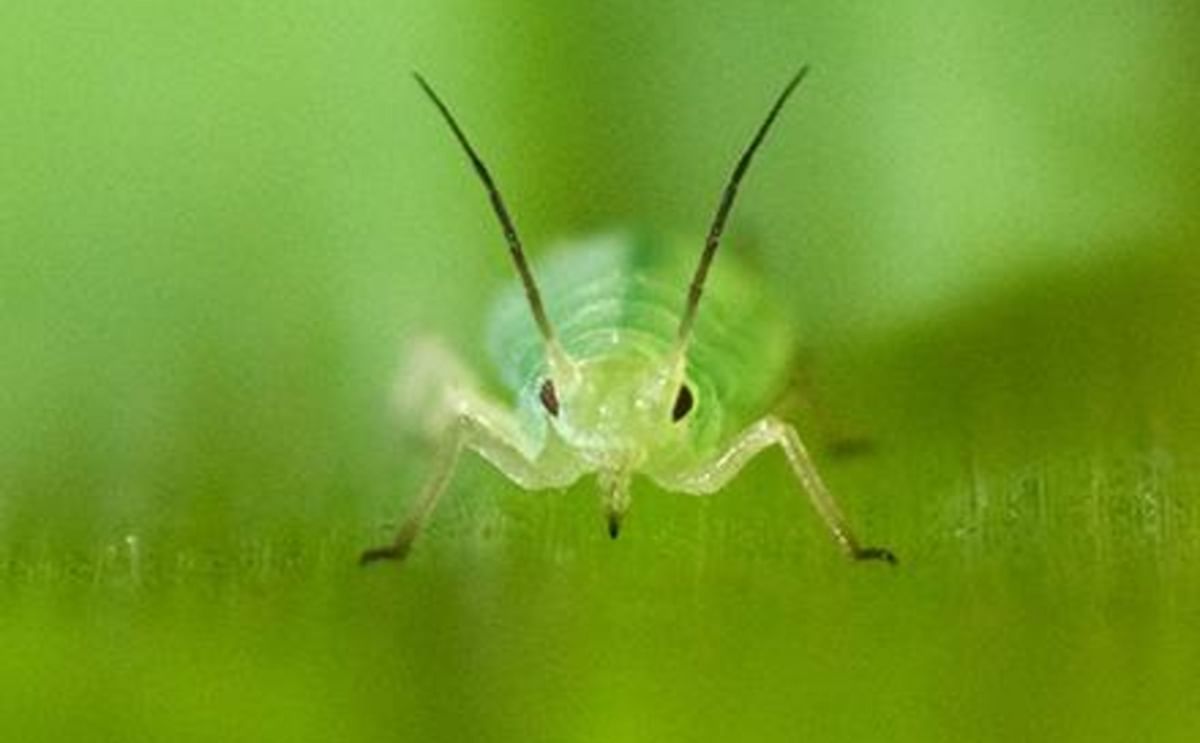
[537,350,693,537]
[538,350,693,469]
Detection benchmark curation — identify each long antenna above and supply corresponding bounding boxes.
[413,72,558,346]
[675,66,810,348]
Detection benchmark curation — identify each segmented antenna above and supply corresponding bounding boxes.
[413,73,558,345]
[675,66,810,348]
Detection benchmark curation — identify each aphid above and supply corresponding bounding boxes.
[361,67,896,565]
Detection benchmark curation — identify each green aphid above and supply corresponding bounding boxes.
[361,68,895,565]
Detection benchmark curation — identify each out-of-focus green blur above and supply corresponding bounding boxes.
[2,1,1198,741]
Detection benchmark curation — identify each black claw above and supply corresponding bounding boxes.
[607,513,621,539]
[853,546,898,565]
[359,542,411,566]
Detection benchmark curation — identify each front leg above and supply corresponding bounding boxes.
[362,341,582,565]
[659,416,896,564]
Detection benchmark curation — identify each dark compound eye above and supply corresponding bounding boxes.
[671,384,694,422]
[539,378,560,417]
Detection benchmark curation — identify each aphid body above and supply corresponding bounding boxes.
[362,68,895,565]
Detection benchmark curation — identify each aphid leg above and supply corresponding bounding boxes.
[362,341,569,565]
[360,420,468,564]
[360,393,563,564]
[668,416,896,564]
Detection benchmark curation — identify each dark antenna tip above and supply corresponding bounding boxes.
[675,65,811,347]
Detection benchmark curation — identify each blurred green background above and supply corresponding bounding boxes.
[2,1,1199,740]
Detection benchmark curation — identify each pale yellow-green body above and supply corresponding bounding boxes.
[361,69,895,564]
